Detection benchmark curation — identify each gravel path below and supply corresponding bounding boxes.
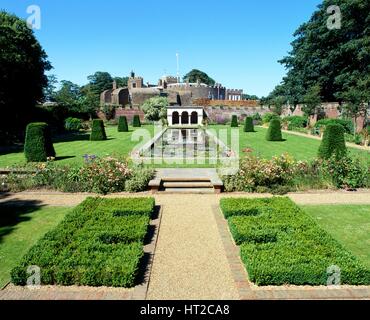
[147,194,240,300]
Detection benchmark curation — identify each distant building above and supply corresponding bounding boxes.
[100,71,244,108]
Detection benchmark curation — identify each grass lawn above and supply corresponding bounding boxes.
[0,205,68,288]
[0,125,154,167]
[303,204,370,269]
[0,124,368,168]
[212,125,370,162]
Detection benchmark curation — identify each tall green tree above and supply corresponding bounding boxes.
[87,71,114,95]
[269,0,370,103]
[0,11,52,140]
[183,69,216,86]
[302,84,322,118]
[54,81,82,111]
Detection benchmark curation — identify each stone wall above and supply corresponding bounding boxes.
[195,99,259,107]
[97,108,145,123]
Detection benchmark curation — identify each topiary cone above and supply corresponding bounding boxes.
[266,119,283,141]
[24,122,56,162]
[118,116,129,132]
[133,115,141,127]
[318,123,347,159]
[244,117,255,132]
[90,119,107,141]
[231,115,238,128]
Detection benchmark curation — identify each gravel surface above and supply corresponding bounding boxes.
[147,194,240,300]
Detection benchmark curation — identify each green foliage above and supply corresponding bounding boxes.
[302,84,322,117]
[315,118,354,134]
[318,124,347,159]
[100,104,117,121]
[222,154,297,192]
[0,11,51,139]
[220,197,370,286]
[90,119,107,141]
[141,96,168,122]
[118,116,129,132]
[266,119,283,141]
[283,116,308,130]
[323,155,369,189]
[24,123,56,162]
[64,117,82,132]
[87,71,113,96]
[125,168,155,193]
[132,115,141,127]
[262,112,278,124]
[11,197,155,287]
[230,115,238,127]
[274,0,370,104]
[243,117,255,132]
[183,69,216,86]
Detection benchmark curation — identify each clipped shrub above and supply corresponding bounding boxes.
[125,168,155,193]
[244,117,255,132]
[315,118,354,134]
[284,116,308,130]
[220,197,370,286]
[11,197,155,287]
[230,115,238,127]
[262,112,278,124]
[132,115,141,127]
[318,123,347,159]
[24,122,56,162]
[90,119,107,141]
[266,119,283,141]
[64,117,82,132]
[118,116,129,132]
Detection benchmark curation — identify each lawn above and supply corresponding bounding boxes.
[303,204,370,269]
[0,125,154,167]
[212,125,370,162]
[0,204,68,288]
[11,197,155,287]
[220,197,370,286]
[0,124,368,168]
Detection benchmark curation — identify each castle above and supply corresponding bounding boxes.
[100,71,244,108]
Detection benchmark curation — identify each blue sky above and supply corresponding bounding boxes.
[2,0,321,97]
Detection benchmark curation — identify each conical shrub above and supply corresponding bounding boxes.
[231,115,238,127]
[118,116,129,132]
[90,119,107,141]
[24,122,56,162]
[266,119,283,141]
[244,117,255,132]
[133,115,141,127]
[318,123,347,159]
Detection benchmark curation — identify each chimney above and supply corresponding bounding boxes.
[112,80,117,90]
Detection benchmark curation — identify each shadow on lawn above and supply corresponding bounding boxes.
[0,194,45,243]
[52,132,90,143]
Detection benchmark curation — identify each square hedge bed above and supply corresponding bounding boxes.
[11,197,155,288]
[220,197,370,286]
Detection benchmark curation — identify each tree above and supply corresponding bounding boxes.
[43,75,58,102]
[302,84,322,118]
[183,69,216,86]
[54,81,82,111]
[87,72,113,96]
[141,96,168,122]
[113,77,129,88]
[270,96,286,115]
[271,0,370,103]
[0,11,52,139]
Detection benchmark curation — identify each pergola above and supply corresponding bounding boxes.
[167,106,204,126]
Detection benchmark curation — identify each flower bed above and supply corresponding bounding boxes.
[11,197,155,287]
[220,197,370,286]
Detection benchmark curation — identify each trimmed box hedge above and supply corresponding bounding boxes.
[244,117,255,132]
[11,197,155,288]
[133,115,141,127]
[318,123,347,159]
[231,115,238,127]
[221,197,370,286]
